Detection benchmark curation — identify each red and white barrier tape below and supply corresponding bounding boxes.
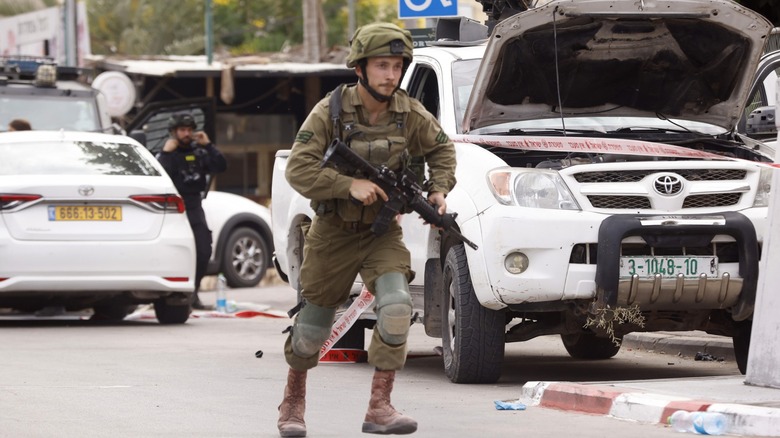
[319,286,375,359]
[452,134,775,165]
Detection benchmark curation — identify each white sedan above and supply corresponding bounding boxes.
[0,130,196,323]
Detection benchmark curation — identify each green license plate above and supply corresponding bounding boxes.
[619,256,718,278]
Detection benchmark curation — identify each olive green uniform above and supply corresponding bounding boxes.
[284,84,456,371]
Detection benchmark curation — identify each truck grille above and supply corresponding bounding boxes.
[572,167,750,210]
[588,195,651,209]
[682,193,741,208]
[588,193,742,209]
[569,241,747,264]
[574,169,747,183]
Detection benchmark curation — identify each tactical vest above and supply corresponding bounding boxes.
[315,84,422,224]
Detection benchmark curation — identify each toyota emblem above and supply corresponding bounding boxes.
[653,174,683,196]
[78,185,95,197]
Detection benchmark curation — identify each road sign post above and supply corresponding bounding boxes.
[398,0,458,19]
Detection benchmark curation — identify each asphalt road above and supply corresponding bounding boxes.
[0,282,741,438]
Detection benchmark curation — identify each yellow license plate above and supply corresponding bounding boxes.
[48,205,122,221]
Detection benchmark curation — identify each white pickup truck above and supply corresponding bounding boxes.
[273,0,780,383]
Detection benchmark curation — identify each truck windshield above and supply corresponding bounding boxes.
[0,95,101,132]
[452,59,481,134]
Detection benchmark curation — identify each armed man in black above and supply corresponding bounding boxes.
[157,111,227,310]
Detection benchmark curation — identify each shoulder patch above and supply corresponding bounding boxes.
[435,130,449,144]
[296,131,314,144]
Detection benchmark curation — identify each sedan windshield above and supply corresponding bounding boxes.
[0,140,161,176]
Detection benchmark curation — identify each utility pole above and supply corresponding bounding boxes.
[303,0,323,63]
[348,0,356,39]
[205,0,214,65]
[63,0,77,66]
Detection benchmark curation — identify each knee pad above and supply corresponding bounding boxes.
[374,273,412,345]
[291,302,336,358]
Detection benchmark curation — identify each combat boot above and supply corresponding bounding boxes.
[362,370,417,435]
[278,368,307,437]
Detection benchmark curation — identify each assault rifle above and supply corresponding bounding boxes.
[321,139,478,250]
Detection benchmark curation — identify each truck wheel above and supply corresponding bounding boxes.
[732,319,751,375]
[222,227,269,288]
[561,332,621,359]
[441,244,505,383]
[154,300,190,324]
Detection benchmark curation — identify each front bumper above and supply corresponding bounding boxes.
[468,205,763,319]
[595,212,758,320]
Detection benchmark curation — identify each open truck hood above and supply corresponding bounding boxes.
[463,0,773,133]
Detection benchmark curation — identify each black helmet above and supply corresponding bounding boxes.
[167,111,197,131]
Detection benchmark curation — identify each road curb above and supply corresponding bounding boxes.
[622,332,735,362]
[521,381,780,437]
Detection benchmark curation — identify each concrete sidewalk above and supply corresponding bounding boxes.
[525,331,780,437]
[204,282,780,435]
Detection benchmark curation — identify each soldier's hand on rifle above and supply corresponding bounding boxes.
[349,179,389,206]
[428,192,447,215]
[422,192,448,228]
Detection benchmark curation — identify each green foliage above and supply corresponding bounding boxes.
[87,0,206,56]
[85,0,403,57]
[0,0,61,17]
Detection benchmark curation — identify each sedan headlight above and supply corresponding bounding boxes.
[488,167,580,210]
[753,166,773,207]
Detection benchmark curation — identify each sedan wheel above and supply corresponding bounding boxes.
[441,244,505,384]
[222,227,269,288]
[154,300,190,324]
[91,302,137,321]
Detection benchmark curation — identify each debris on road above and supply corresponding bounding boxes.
[494,400,527,410]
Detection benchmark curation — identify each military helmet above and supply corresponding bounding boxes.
[346,23,413,68]
[167,111,197,131]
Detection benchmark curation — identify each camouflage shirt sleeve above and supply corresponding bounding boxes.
[284,96,354,201]
[406,99,457,195]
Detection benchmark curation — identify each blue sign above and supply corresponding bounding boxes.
[398,0,458,19]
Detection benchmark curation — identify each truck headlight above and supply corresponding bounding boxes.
[753,167,773,207]
[488,168,580,210]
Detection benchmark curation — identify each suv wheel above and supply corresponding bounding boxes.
[222,227,269,288]
[561,332,621,359]
[154,300,190,324]
[441,244,505,383]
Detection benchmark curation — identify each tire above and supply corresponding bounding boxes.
[154,300,190,324]
[561,332,621,359]
[91,302,137,321]
[733,319,752,375]
[441,244,505,383]
[221,227,270,288]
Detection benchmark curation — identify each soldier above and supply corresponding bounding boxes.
[157,111,227,310]
[278,23,457,436]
